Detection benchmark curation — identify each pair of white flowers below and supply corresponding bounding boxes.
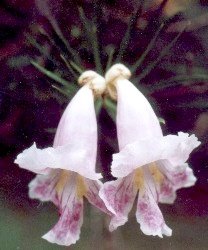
[15,64,200,246]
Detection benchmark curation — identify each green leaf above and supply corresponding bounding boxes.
[31,61,70,87]
[95,98,103,115]
[60,55,78,79]
[45,128,56,134]
[69,60,83,74]
[78,7,103,74]
[158,117,166,124]
[31,61,77,96]
[52,85,71,97]
[7,56,30,68]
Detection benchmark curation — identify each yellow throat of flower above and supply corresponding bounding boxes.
[76,175,87,198]
[149,163,164,184]
[55,170,87,198]
[134,168,144,190]
[133,163,164,190]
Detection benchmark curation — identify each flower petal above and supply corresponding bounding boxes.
[116,79,163,149]
[99,174,137,231]
[15,143,102,180]
[15,85,101,180]
[14,143,52,175]
[158,160,197,189]
[29,171,60,206]
[42,179,83,246]
[54,85,97,149]
[156,177,177,204]
[53,86,98,176]
[84,178,112,215]
[136,168,172,237]
[111,132,200,178]
[155,161,196,204]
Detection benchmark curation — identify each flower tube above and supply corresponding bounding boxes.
[100,64,200,237]
[15,71,110,246]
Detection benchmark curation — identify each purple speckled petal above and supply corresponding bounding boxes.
[136,168,172,237]
[99,174,137,231]
[156,161,196,204]
[84,178,112,215]
[42,178,83,246]
[29,170,60,206]
[158,161,197,189]
[156,177,177,204]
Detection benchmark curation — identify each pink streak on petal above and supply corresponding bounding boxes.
[158,160,197,189]
[99,174,137,231]
[156,161,196,204]
[171,166,197,188]
[42,184,83,246]
[84,178,112,215]
[136,168,172,237]
[157,178,176,204]
[29,171,60,206]
[116,79,163,150]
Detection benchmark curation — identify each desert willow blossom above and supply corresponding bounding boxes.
[99,64,200,237]
[15,71,110,246]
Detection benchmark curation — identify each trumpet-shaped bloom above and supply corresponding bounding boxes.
[100,64,200,237]
[15,72,110,246]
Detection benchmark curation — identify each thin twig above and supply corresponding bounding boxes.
[69,60,83,74]
[60,54,78,79]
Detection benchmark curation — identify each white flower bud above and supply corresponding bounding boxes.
[78,70,106,97]
[105,64,131,100]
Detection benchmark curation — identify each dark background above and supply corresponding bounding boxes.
[0,0,208,249]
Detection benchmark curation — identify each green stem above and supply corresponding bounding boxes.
[69,60,83,74]
[60,55,78,79]
[31,61,75,93]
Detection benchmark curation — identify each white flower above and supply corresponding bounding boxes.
[15,71,110,246]
[100,64,200,237]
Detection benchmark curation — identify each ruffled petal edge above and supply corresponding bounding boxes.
[15,143,102,180]
[111,132,200,178]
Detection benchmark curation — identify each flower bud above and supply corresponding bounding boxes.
[105,64,131,100]
[78,70,106,97]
